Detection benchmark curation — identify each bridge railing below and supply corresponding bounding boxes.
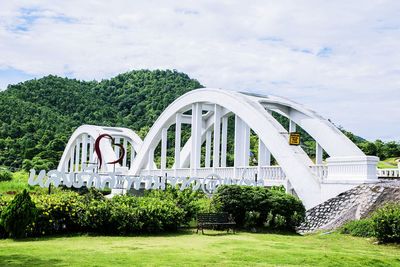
[309,165,328,181]
[377,168,400,178]
[139,166,287,181]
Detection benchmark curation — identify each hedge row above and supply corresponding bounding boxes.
[0,187,206,238]
[0,185,307,238]
[340,203,400,243]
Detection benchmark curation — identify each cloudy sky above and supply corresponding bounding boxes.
[0,1,399,141]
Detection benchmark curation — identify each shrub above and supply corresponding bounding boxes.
[0,198,9,238]
[340,219,375,237]
[80,195,185,234]
[371,203,400,243]
[244,211,260,231]
[81,199,114,233]
[213,185,305,231]
[0,189,38,238]
[146,186,207,225]
[266,189,306,230]
[32,192,85,236]
[135,197,185,232]
[0,168,13,182]
[213,185,258,227]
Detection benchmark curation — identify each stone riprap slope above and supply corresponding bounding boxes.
[298,180,400,233]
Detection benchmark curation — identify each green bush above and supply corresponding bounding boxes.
[81,195,185,234]
[0,189,38,238]
[213,185,260,227]
[32,192,85,236]
[0,198,9,238]
[371,203,400,243]
[146,186,207,225]
[244,211,260,230]
[266,189,306,230]
[340,219,375,237]
[0,168,13,182]
[135,197,185,232]
[213,185,305,231]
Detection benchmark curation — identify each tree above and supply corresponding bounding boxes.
[0,189,38,238]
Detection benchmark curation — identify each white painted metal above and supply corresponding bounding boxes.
[213,105,221,169]
[316,143,323,164]
[174,113,182,169]
[205,130,211,168]
[161,128,167,170]
[221,116,228,167]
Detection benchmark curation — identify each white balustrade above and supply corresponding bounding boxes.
[326,156,379,181]
[377,168,400,178]
[309,165,328,181]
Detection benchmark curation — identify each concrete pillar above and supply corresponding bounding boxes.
[122,139,128,167]
[74,140,80,172]
[213,105,221,169]
[316,143,323,164]
[114,137,120,159]
[89,137,94,164]
[174,113,182,169]
[258,139,271,179]
[205,130,212,167]
[221,116,228,167]
[243,123,250,166]
[190,103,202,174]
[69,145,75,172]
[81,134,88,170]
[234,116,250,167]
[258,139,271,166]
[161,128,167,170]
[130,142,135,169]
[147,147,154,170]
[289,119,297,133]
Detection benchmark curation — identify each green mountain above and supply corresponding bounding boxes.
[0,70,202,170]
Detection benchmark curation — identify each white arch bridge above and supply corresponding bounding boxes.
[58,88,379,209]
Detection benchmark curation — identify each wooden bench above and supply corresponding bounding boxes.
[196,212,236,234]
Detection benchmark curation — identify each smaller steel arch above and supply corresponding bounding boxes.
[57,125,143,172]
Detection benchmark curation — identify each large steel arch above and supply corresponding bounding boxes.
[130,88,367,208]
[58,125,143,173]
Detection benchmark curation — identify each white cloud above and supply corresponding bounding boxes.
[0,0,399,140]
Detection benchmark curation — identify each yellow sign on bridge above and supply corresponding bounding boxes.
[289,132,300,146]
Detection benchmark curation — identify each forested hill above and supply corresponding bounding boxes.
[0,70,202,170]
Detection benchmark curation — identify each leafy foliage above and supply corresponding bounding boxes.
[145,185,207,224]
[213,185,305,231]
[0,167,13,182]
[340,219,375,237]
[341,203,400,243]
[0,188,201,237]
[371,203,400,243]
[0,189,38,238]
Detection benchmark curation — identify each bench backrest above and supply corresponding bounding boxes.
[197,212,230,223]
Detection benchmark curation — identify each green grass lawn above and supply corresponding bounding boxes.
[0,171,32,194]
[378,157,399,169]
[0,231,399,266]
